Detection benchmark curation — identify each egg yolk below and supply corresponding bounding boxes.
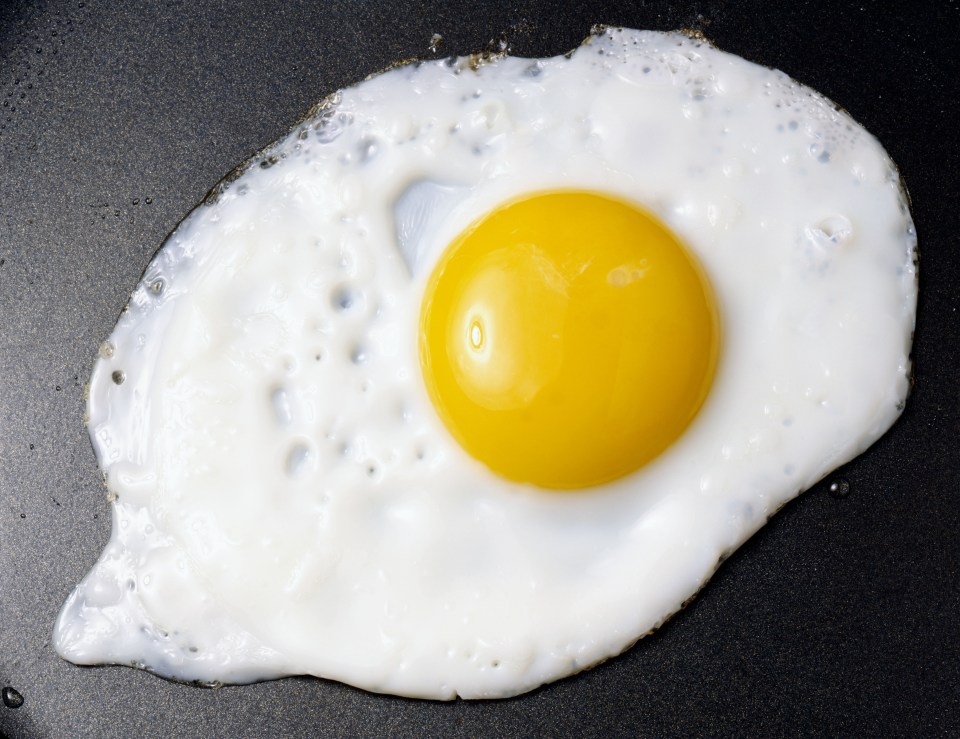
[419,191,720,489]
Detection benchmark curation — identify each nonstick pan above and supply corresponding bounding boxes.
[1,1,958,735]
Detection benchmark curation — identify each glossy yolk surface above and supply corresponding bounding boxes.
[419,191,720,489]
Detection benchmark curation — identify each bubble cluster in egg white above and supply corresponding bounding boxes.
[54,28,916,699]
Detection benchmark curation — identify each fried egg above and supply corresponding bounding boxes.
[54,27,917,699]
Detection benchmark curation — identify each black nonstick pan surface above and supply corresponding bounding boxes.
[2,1,958,736]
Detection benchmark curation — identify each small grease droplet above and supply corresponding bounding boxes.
[331,285,357,311]
[2,686,24,708]
[350,345,368,365]
[358,137,378,162]
[829,479,851,499]
[285,443,311,478]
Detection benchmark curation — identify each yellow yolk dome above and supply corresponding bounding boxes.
[419,191,721,489]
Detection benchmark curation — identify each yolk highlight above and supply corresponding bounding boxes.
[419,191,720,489]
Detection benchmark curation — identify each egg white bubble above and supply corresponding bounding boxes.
[55,28,916,699]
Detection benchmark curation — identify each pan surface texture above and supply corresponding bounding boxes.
[1,0,958,735]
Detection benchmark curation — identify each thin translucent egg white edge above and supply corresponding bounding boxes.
[54,27,917,699]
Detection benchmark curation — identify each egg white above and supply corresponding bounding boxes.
[54,28,916,699]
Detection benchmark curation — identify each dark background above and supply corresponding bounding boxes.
[1,1,958,736]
